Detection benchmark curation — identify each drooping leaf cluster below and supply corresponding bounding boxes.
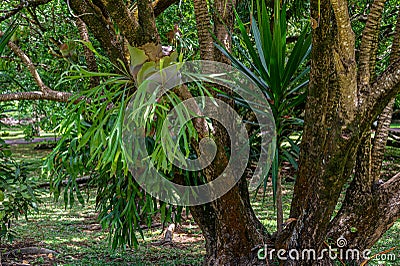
[217,0,311,201]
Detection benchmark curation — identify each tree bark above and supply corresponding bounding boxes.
[0,91,71,102]
[283,1,400,265]
[76,18,100,88]
[188,0,272,264]
[98,0,139,45]
[67,0,128,67]
[5,1,400,265]
[371,14,400,180]
[193,0,214,61]
[354,0,390,200]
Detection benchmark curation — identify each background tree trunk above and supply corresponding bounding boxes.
[189,0,272,264]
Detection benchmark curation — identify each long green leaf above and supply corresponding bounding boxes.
[0,20,18,55]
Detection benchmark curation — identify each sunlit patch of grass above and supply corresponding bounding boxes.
[2,130,57,140]
[371,222,400,265]
[390,122,400,129]
[2,143,399,265]
[8,143,52,164]
[7,192,205,265]
[251,180,294,233]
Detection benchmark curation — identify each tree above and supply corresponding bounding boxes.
[1,0,399,265]
[284,0,400,264]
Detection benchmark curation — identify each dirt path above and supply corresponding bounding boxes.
[5,137,59,145]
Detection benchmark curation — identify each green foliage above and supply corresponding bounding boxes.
[46,47,188,249]
[0,118,40,242]
[216,0,311,201]
[0,1,106,138]
[0,143,40,242]
[0,22,41,242]
[0,19,18,54]
[156,0,199,59]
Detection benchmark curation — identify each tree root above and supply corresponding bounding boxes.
[4,247,58,257]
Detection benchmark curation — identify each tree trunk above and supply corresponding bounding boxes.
[76,18,100,88]
[60,1,400,265]
[189,0,274,264]
[281,1,400,265]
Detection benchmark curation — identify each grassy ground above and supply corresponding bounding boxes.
[0,142,399,265]
[2,193,205,266]
[1,127,57,141]
[390,122,400,129]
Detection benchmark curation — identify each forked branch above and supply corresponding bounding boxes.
[0,91,71,102]
[367,58,400,122]
[0,31,71,102]
[357,0,387,89]
[67,0,128,67]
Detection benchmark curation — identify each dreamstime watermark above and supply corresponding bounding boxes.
[257,236,398,262]
[122,60,276,206]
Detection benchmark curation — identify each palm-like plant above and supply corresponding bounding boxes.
[216,0,311,231]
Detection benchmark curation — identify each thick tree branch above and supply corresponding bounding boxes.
[371,13,400,180]
[67,0,128,67]
[331,0,356,61]
[0,91,71,102]
[326,169,400,253]
[193,0,214,61]
[0,0,53,22]
[3,32,49,92]
[0,31,72,102]
[378,172,400,230]
[367,58,400,122]
[327,17,400,249]
[98,0,139,44]
[213,0,235,64]
[372,13,400,225]
[331,0,358,123]
[136,0,160,46]
[357,0,387,92]
[371,99,395,179]
[363,12,400,119]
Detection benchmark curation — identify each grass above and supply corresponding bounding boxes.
[390,122,400,129]
[1,142,399,265]
[1,125,57,140]
[2,193,205,266]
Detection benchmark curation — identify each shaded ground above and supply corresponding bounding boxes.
[0,193,205,266]
[0,140,399,265]
[5,137,59,145]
